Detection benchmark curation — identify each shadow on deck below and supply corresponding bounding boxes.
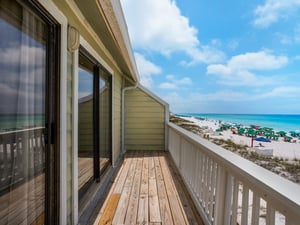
[93,150,204,225]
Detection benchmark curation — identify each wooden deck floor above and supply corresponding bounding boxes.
[93,151,204,225]
[78,157,110,190]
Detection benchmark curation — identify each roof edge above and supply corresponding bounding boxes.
[97,0,139,82]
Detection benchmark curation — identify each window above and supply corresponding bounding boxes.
[0,0,59,224]
[78,47,112,200]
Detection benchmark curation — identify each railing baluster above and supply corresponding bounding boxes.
[251,193,260,225]
[209,161,217,222]
[167,123,300,225]
[0,127,44,195]
[224,174,233,225]
[214,166,226,225]
[266,203,275,225]
[198,150,204,203]
[231,178,239,225]
[194,148,200,198]
[242,185,250,225]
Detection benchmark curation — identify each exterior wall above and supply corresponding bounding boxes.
[78,98,93,153]
[113,74,123,163]
[124,87,166,150]
[21,0,165,223]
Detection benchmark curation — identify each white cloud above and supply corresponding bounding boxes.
[253,0,300,28]
[0,45,45,66]
[164,86,300,113]
[207,51,288,86]
[159,76,192,89]
[294,24,300,43]
[258,86,300,98]
[228,51,288,70]
[121,0,225,64]
[228,40,239,50]
[134,52,162,88]
[276,24,300,44]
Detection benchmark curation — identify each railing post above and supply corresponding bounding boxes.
[214,166,232,225]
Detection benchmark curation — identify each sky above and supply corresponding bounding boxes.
[120,0,300,114]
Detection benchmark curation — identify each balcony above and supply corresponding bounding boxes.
[93,150,204,225]
[94,123,300,225]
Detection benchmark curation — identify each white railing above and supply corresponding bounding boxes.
[0,127,45,194]
[168,123,300,225]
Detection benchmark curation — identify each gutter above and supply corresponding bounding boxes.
[121,81,138,155]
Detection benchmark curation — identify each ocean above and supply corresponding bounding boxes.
[177,113,300,133]
[0,114,45,132]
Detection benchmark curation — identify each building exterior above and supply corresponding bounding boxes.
[2,1,299,225]
[0,0,169,224]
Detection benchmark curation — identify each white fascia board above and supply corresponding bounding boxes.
[108,0,140,82]
[137,84,170,108]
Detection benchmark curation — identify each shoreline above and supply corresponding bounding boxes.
[179,113,300,134]
[180,115,300,159]
[171,115,300,185]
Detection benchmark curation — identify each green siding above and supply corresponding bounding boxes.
[78,99,93,153]
[124,87,166,151]
[113,74,122,163]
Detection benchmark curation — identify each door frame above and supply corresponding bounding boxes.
[36,0,68,224]
[75,37,114,217]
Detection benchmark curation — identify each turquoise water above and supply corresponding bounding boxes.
[178,113,300,132]
[0,114,45,132]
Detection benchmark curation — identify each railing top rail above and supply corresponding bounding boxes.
[0,127,44,135]
[168,122,300,211]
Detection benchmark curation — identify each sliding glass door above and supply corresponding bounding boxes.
[78,48,112,199]
[0,0,59,224]
[99,68,112,175]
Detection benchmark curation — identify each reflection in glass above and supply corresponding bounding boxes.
[0,1,46,224]
[99,69,112,174]
[78,53,94,192]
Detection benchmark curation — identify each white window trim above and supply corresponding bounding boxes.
[73,37,115,219]
[78,36,115,167]
[37,0,68,225]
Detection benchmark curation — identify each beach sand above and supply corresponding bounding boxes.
[179,116,299,225]
[181,116,300,159]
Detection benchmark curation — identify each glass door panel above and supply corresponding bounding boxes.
[99,69,112,174]
[78,53,94,193]
[0,1,55,224]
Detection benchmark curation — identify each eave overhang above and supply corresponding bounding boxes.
[74,0,139,82]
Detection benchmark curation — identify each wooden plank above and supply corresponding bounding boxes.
[158,153,188,225]
[149,153,161,223]
[166,152,205,225]
[0,174,45,225]
[93,151,205,225]
[93,158,131,224]
[137,153,149,224]
[149,179,161,223]
[112,152,138,224]
[113,157,132,193]
[98,194,120,225]
[154,154,173,225]
[124,154,143,224]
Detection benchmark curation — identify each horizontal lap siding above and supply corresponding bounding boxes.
[113,74,122,163]
[125,88,165,151]
[78,100,93,152]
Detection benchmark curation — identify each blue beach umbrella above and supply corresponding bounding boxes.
[254,137,271,142]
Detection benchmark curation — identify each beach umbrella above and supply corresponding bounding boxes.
[284,136,292,142]
[254,137,271,142]
[290,131,297,137]
[238,128,245,134]
[276,131,286,137]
